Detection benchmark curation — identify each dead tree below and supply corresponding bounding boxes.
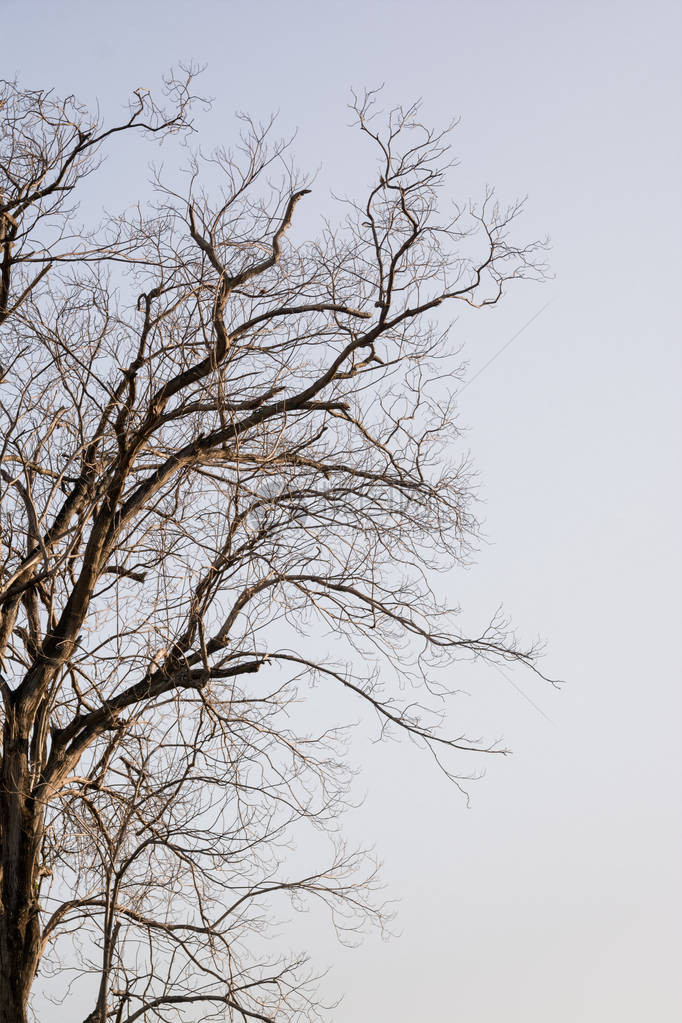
[0,73,549,1022]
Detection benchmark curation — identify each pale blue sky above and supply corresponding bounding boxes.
[4,0,681,1019]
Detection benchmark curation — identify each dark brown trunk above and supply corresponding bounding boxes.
[0,711,44,1023]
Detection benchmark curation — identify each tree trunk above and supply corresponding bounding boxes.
[0,712,43,1023]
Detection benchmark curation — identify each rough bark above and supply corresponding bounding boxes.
[0,710,43,1023]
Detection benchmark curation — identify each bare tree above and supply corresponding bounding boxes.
[0,72,550,1022]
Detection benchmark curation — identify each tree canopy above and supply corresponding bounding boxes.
[0,71,549,1022]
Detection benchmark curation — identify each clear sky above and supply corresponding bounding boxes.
[4,0,681,1019]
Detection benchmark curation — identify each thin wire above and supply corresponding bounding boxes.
[457,298,554,396]
[456,297,557,726]
[492,662,557,727]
